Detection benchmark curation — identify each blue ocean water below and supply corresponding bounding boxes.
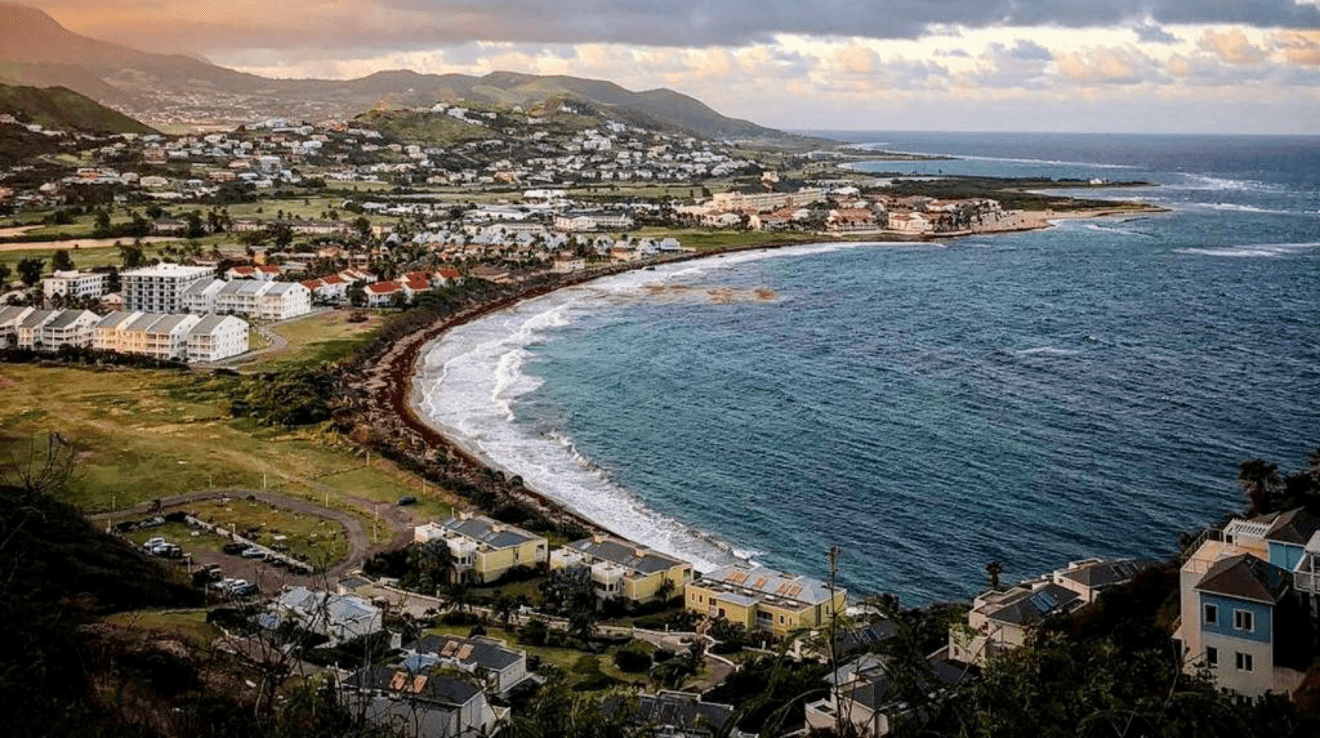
[418,132,1320,605]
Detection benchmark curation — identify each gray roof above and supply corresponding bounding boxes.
[18,309,57,328]
[0,306,31,327]
[567,537,685,575]
[837,620,897,655]
[342,665,480,707]
[1263,508,1320,545]
[1196,553,1291,604]
[441,515,537,549]
[1059,558,1161,589]
[143,314,194,333]
[604,691,735,735]
[264,281,304,295]
[183,278,224,296]
[986,583,1080,626]
[96,310,137,329]
[45,309,96,330]
[404,634,523,671]
[190,314,240,333]
[700,564,836,606]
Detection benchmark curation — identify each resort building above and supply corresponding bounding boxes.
[34,309,99,351]
[121,264,213,313]
[401,634,529,695]
[185,315,250,362]
[550,535,692,605]
[1174,507,1320,698]
[0,305,34,347]
[413,514,547,584]
[183,278,311,320]
[92,311,249,362]
[685,564,846,638]
[42,270,109,300]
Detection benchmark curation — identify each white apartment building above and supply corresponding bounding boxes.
[122,264,212,313]
[14,309,58,350]
[181,279,311,320]
[0,305,34,347]
[186,314,249,362]
[43,270,110,300]
[37,309,100,350]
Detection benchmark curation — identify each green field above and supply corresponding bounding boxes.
[241,310,385,370]
[0,365,463,524]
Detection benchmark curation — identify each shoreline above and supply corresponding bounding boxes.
[380,205,1165,557]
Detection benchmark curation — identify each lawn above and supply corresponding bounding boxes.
[185,498,350,564]
[0,365,458,524]
[240,310,385,370]
[0,240,177,272]
[102,608,222,647]
[424,623,650,691]
[633,227,822,251]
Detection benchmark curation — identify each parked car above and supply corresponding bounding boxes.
[397,495,417,506]
[239,546,267,559]
[222,542,248,555]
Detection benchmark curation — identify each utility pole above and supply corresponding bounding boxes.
[827,544,845,738]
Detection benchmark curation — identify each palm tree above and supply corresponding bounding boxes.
[1238,458,1281,515]
[985,561,1005,591]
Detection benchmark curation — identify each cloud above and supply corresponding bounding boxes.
[1010,39,1054,61]
[1134,23,1180,44]
[1055,46,1161,84]
[1272,31,1320,65]
[934,48,972,58]
[22,0,1320,54]
[1197,28,1268,64]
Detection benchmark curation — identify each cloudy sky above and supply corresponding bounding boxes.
[25,0,1320,133]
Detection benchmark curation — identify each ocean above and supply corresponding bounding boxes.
[416,132,1320,605]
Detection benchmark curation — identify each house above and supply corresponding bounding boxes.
[468,265,512,284]
[413,514,547,584]
[0,305,34,347]
[43,270,109,300]
[946,580,1082,665]
[685,564,847,638]
[401,634,529,695]
[1051,557,1160,605]
[92,312,201,361]
[267,587,383,646]
[804,650,967,737]
[37,309,99,351]
[365,280,405,307]
[14,309,58,350]
[887,212,932,234]
[1174,508,1320,697]
[186,314,249,362]
[340,665,498,738]
[550,535,692,605]
[602,691,746,738]
[121,264,213,313]
[827,208,876,233]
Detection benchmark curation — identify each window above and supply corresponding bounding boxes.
[1234,610,1255,632]
[1206,647,1218,667]
[1203,603,1218,626]
[1235,652,1254,672]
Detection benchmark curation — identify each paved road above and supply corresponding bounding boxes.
[90,488,406,580]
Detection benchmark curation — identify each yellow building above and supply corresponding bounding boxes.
[686,564,846,638]
[414,514,547,584]
[549,536,692,605]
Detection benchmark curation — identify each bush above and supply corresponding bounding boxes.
[613,642,653,673]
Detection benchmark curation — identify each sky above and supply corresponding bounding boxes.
[22,0,1320,134]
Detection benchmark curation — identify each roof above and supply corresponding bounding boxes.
[44,309,96,329]
[603,691,735,734]
[0,306,31,326]
[1263,508,1320,545]
[95,310,137,329]
[404,634,523,672]
[985,583,1080,626]
[441,515,538,549]
[1195,553,1291,604]
[342,665,480,707]
[566,537,686,575]
[190,314,242,334]
[367,281,401,294]
[18,309,57,328]
[699,564,836,606]
[1059,558,1161,589]
[837,620,898,655]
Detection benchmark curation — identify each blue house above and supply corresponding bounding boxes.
[1193,553,1294,697]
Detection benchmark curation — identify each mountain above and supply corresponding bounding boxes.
[0,82,156,134]
[0,3,806,143]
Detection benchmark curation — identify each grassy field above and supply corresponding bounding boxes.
[0,240,178,272]
[241,310,386,370]
[102,609,222,647]
[0,365,462,526]
[633,227,822,251]
[186,498,350,564]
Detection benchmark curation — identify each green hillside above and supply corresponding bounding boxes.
[0,82,155,134]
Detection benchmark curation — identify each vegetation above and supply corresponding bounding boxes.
[0,82,157,134]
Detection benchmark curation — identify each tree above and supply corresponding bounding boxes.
[353,216,372,240]
[347,282,366,308]
[186,211,206,239]
[0,262,11,287]
[51,249,74,272]
[16,257,44,287]
[119,242,145,268]
[985,560,1005,591]
[92,208,111,237]
[1239,458,1282,515]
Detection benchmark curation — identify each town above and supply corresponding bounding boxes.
[0,86,1293,738]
